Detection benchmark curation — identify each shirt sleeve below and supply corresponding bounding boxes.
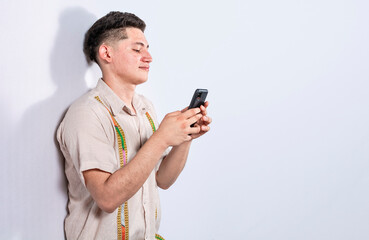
[58,103,117,186]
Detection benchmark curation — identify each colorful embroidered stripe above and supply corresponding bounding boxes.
[117,206,123,239]
[155,234,165,240]
[145,112,156,132]
[115,125,127,166]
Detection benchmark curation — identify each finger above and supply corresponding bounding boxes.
[200,101,209,113]
[202,116,212,125]
[195,116,209,127]
[188,124,201,134]
[201,125,210,132]
[200,105,207,116]
[187,113,203,125]
[182,107,201,119]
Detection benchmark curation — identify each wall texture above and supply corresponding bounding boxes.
[1,1,368,239]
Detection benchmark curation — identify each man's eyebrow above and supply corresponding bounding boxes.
[133,42,149,48]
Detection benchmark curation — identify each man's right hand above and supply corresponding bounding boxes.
[155,108,203,147]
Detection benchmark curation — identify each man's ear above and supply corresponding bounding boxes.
[98,44,113,63]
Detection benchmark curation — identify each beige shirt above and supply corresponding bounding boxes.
[57,79,167,240]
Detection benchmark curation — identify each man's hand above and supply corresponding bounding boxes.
[155,107,203,147]
[184,101,212,139]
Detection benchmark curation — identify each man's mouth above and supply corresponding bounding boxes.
[139,66,150,71]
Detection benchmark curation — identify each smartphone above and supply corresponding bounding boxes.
[188,89,208,127]
[188,89,208,109]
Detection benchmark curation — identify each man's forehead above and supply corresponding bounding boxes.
[125,28,149,45]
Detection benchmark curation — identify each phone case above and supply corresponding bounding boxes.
[189,89,208,109]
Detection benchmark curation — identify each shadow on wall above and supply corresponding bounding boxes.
[9,7,97,239]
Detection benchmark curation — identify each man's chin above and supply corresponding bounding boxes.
[134,77,148,85]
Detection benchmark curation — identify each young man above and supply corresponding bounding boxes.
[57,11,211,240]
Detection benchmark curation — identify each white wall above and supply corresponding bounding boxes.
[1,0,369,239]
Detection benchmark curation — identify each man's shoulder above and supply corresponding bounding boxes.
[66,89,101,116]
[59,88,107,129]
[57,88,113,144]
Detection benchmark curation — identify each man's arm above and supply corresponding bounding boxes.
[156,102,212,189]
[83,108,203,213]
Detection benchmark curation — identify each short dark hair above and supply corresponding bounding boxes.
[83,11,146,64]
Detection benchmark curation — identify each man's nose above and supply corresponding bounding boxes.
[142,50,153,63]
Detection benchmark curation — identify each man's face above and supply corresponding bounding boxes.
[110,27,152,85]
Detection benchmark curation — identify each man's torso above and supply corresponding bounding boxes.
[57,79,164,240]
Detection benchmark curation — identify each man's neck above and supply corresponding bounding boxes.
[102,75,136,114]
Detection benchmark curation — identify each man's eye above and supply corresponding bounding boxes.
[133,49,141,53]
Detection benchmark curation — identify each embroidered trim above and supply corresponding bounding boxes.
[95,96,164,240]
[145,112,156,132]
[155,234,165,240]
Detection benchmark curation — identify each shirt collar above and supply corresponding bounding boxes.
[95,79,149,116]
